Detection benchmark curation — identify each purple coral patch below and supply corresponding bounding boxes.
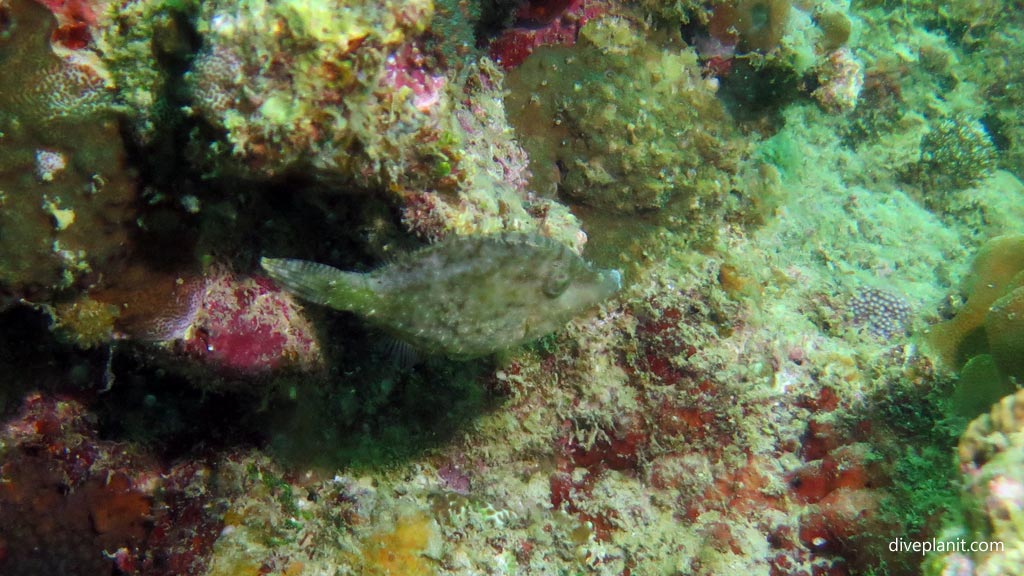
[849,287,912,339]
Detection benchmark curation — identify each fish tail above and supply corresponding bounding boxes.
[261,257,377,313]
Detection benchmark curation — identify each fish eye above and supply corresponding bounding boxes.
[543,268,572,298]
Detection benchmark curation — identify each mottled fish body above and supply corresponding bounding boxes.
[261,234,621,358]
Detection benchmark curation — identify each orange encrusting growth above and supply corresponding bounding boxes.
[358,513,437,576]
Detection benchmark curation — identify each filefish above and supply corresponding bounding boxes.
[261,234,622,358]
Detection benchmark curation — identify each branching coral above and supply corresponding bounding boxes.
[919,114,998,191]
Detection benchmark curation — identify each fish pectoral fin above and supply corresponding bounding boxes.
[379,336,421,370]
[261,257,366,311]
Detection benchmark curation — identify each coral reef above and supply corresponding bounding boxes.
[49,266,322,382]
[812,47,864,114]
[0,393,227,576]
[505,15,747,214]
[630,0,705,28]
[918,114,998,192]
[848,286,913,340]
[185,0,436,179]
[926,388,1024,575]
[396,59,587,250]
[987,285,1024,385]
[915,0,1024,180]
[90,0,199,144]
[487,0,606,69]
[183,0,587,248]
[0,0,136,302]
[925,235,1024,374]
[703,0,848,79]
[5,0,1024,575]
[175,268,323,376]
[708,0,793,54]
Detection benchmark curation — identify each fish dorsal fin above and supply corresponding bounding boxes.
[384,233,564,272]
[261,257,380,314]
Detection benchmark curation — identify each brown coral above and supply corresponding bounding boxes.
[987,286,1024,382]
[708,0,792,53]
[0,0,136,301]
[925,235,1024,369]
[958,388,1024,474]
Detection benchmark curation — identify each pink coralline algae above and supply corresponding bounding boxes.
[0,393,228,576]
[384,44,447,113]
[33,0,99,50]
[54,266,323,376]
[177,270,323,375]
[488,0,606,69]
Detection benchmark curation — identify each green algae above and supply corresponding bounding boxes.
[756,130,800,179]
[505,15,746,213]
[952,354,1015,420]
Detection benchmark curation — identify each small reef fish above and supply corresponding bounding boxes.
[261,234,622,358]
